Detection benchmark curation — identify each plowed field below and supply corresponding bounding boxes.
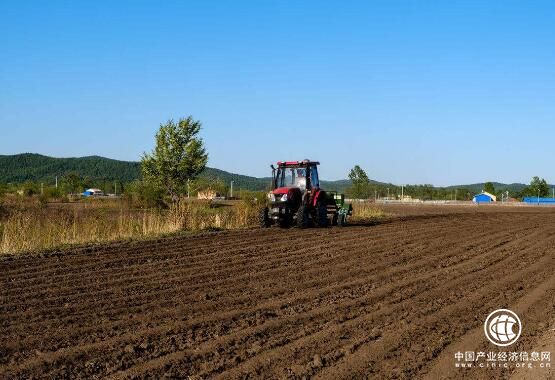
[1,206,555,379]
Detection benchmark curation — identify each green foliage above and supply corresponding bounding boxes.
[236,189,266,202]
[347,165,371,199]
[141,117,208,201]
[522,176,549,197]
[0,153,140,183]
[483,182,495,194]
[63,172,83,193]
[125,181,166,208]
[45,186,62,199]
[21,181,38,196]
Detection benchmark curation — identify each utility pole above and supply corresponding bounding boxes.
[55,176,58,189]
[375,189,377,201]
[401,185,404,201]
[455,189,457,201]
[230,181,234,198]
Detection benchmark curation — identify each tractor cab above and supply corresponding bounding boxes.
[272,160,320,193]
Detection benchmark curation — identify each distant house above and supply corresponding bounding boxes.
[473,191,496,203]
[82,188,104,197]
[198,189,221,200]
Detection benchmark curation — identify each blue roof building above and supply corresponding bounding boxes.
[473,191,496,203]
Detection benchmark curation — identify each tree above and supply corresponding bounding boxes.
[483,182,495,194]
[348,165,370,199]
[527,176,549,197]
[63,172,83,194]
[141,116,208,201]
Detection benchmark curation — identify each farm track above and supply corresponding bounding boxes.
[1,207,555,379]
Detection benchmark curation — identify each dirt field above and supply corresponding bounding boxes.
[1,205,555,379]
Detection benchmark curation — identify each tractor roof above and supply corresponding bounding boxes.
[277,160,320,167]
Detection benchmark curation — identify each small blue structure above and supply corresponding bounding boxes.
[82,188,104,197]
[523,197,555,204]
[473,191,496,203]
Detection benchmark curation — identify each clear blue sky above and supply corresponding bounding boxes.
[1,1,554,186]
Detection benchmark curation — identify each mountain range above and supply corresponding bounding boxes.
[0,153,533,193]
[0,153,352,192]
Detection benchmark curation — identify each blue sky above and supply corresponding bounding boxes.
[1,1,554,186]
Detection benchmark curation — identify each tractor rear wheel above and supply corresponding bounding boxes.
[296,205,309,228]
[259,207,271,228]
[315,199,329,227]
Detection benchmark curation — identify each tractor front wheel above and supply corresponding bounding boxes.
[259,207,271,228]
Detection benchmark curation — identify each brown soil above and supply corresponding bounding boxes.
[1,205,555,379]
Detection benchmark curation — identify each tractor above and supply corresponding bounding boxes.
[259,160,352,228]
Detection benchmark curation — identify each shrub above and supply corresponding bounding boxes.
[125,181,166,208]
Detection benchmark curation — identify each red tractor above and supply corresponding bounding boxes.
[259,160,352,228]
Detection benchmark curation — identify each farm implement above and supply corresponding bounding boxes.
[260,160,352,228]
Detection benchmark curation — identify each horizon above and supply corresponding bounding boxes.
[2,1,555,186]
[2,152,549,188]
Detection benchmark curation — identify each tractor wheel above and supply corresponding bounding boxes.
[259,207,271,228]
[296,205,309,228]
[315,199,329,227]
[337,212,347,227]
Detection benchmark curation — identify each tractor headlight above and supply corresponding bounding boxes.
[281,193,288,202]
[267,192,275,202]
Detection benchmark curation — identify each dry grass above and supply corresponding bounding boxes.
[0,197,389,255]
[350,202,388,219]
[0,198,261,255]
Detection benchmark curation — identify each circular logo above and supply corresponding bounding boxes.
[484,309,522,347]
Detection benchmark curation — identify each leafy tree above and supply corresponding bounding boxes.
[348,165,370,199]
[483,182,495,194]
[63,172,83,193]
[142,116,208,201]
[527,176,549,197]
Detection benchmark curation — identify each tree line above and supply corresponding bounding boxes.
[346,165,552,201]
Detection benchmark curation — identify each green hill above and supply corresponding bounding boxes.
[0,153,353,191]
[445,182,528,194]
[0,154,140,183]
[1,153,536,195]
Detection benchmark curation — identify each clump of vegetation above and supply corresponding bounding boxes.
[125,181,166,208]
[521,176,549,197]
[0,198,261,254]
[351,202,388,219]
[348,165,371,199]
[141,116,208,202]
